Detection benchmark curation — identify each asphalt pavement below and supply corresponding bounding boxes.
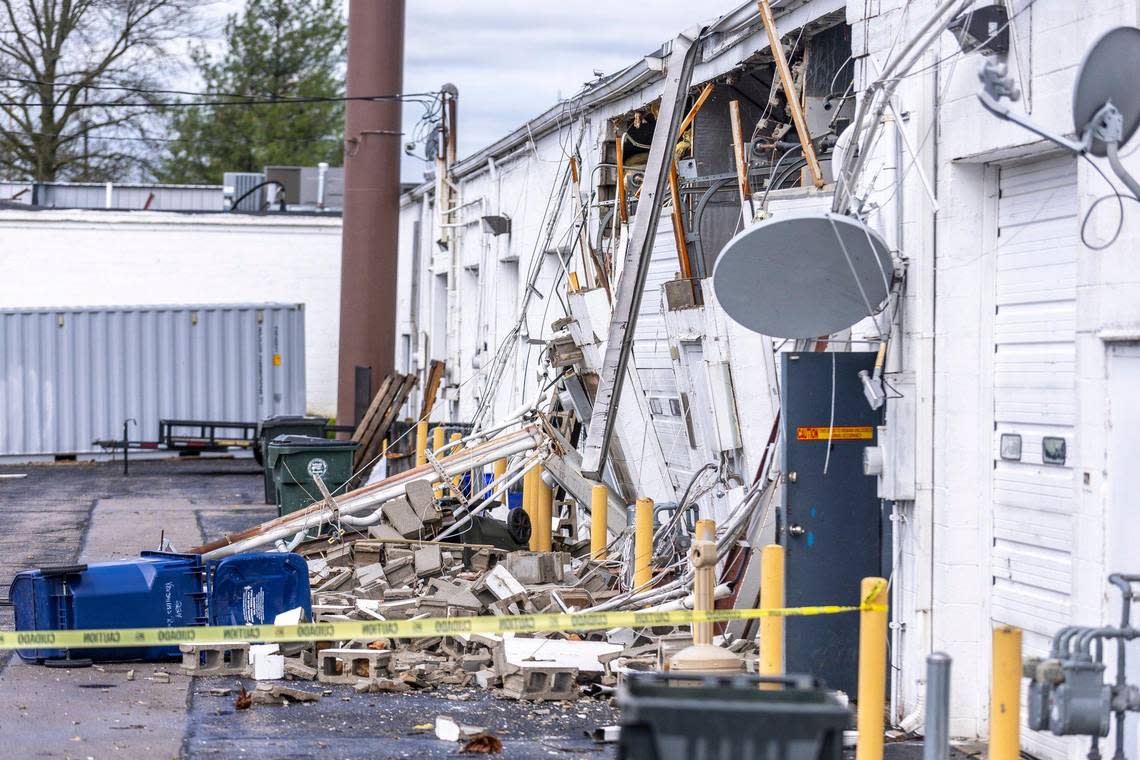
[0,457,619,759]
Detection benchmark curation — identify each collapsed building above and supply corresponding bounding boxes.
[385,1,1140,758]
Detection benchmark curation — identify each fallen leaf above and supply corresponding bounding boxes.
[461,733,503,754]
[235,686,252,710]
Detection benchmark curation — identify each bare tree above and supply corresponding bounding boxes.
[0,0,196,182]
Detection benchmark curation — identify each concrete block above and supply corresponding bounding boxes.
[179,642,249,676]
[414,545,443,578]
[368,523,403,540]
[501,665,578,700]
[504,552,560,584]
[318,648,392,684]
[353,542,382,567]
[283,658,318,680]
[405,478,441,523]
[477,564,527,600]
[383,555,416,586]
[250,644,285,680]
[425,578,483,611]
[474,668,499,689]
[355,562,386,587]
[382,497,424,537]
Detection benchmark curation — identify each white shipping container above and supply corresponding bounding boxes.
[0,303,306,458]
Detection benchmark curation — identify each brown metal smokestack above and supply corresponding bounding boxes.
[337,0,405,426]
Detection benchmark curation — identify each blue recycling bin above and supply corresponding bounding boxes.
[9,551,206,662]
[206,552,312,626]
[10,551,312,664]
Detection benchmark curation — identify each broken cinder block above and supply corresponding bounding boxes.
[179,642,249,676]
[382,497,424,537]
[317,648,392,684]
[501,664,578,701]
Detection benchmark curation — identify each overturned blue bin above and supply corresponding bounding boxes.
[10,550,311,664]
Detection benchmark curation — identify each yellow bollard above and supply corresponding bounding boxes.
[989,626,1023,760]
[535,467,553,551]
[759,544,785,687]
[449,432,463,491]
[415,420,428,467]
[634,497,654,590]
[524,467,538,551]
[493,458,507,482]
[856,577,889,760]
[693,520,717,643]
[432,426,445,454]
[590,484,609,559]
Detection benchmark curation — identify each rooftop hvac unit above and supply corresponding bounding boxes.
[265,166,302,205]
[299,165,344,209]
[223,172,266,211]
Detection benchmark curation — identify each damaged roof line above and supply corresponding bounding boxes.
[402,0,841,199]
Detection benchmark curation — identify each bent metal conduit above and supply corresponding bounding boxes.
[191,425,549,559]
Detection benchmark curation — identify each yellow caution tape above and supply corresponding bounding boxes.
[0,603,887,651]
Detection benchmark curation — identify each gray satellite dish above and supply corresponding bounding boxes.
[1073,26,1140,157]
[712,211,893,339]
[979,26,1140,199]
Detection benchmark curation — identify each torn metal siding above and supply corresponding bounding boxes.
[0,303,305,457]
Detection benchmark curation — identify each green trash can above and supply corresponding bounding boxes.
[257,416,329,504]
[267,435,360,517]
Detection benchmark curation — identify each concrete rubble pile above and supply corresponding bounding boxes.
[180,478,758,701]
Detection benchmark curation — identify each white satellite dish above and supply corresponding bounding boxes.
[712,211,893,339]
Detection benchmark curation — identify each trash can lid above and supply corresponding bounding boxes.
[268,434,359,449]
[262,415,327,425]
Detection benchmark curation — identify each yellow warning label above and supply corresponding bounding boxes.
[273,354,282,366]
[796,426,874,441]
[0,602,887,651]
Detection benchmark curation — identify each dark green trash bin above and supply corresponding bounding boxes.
[267,435,360,517]
[257,416,329,504]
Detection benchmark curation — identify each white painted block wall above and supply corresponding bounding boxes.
[0,210,342,416]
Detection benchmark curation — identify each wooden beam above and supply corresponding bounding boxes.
[614,134,628,224]
[729,100,754,219]
[756,0,825,188]
[419,360,445,420]
[668,161,692,279]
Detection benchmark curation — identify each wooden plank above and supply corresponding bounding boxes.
[356,374,419,470]
[756,0,824,188]
[420,360,445,419]
[353,376,404,467]
[351,375,395,444]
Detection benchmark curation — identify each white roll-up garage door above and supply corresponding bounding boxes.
[990,153,1078,758]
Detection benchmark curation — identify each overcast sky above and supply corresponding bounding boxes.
[198,1,740,181]
[398,1,738,181]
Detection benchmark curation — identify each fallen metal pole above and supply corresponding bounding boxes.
[192,426,546,558]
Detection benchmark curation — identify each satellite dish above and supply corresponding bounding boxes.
[712,211,893,339]
[1073,26,1140,157]
[978,26,1140,199]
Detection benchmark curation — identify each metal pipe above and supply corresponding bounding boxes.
[924,653,951,760]
[435,452,542,540]
[195,427,544,557]
[337,0,405,424]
